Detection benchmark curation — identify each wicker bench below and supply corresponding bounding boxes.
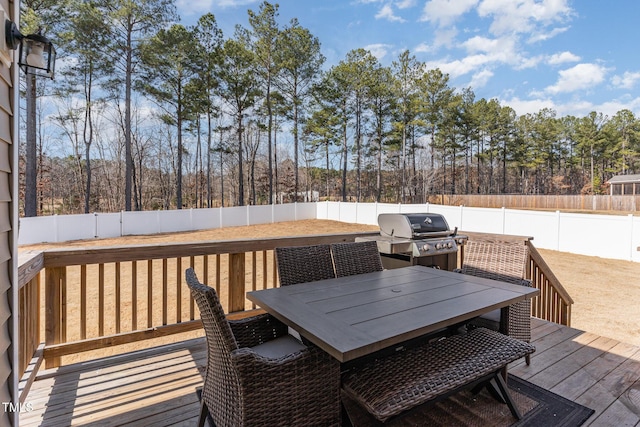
[341,327,536,424]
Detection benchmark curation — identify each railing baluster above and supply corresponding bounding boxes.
[80,265,87,340]
[190,256,196,320]
[273,250,278,287]
[132,261,137,331]
[115,262,121,334]
[99,264,105,337]
[147,260,153,328]
[215,254,221,295]
[162,258,168,326]
[262,250,268,291]
[176,257,182,323]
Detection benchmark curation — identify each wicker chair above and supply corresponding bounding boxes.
[457,240,533,364]
[275,244,336,286]
[331,241,384,277]
[185,268,341,427]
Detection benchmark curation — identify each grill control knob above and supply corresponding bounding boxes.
[422,244,430,252]
[447,242,453,248]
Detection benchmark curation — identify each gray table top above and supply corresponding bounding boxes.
[247,265,539,362]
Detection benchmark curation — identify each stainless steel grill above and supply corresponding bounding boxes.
[357,213,467,271]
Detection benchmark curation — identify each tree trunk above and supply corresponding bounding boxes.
[25,75,38,217]
[125,29,133,211]
[237,114,244,206]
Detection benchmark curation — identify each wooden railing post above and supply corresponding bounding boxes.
[228,253,246,312]
[45,267,66,368]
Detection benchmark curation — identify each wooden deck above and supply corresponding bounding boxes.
[21,318,640,426]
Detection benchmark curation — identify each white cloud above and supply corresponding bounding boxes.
[414,42,431,53]
[528,26,569,43]
[433,27,458,49]
[396,0,417,8]
[213,0,257,7]
[477,0,573,36]
[460,35,524,66]
[547,51,581,65]
[612,71,640,90]
[426,54,493,79]
[501,96,557,116]
[545,63,609,94]
[469,69,494,89]
[420,0,479,26]
[177,0,257,13]
[176,0,214,14]
[516,55,544,70]
[376,4,406,22]
[364,43,393,60]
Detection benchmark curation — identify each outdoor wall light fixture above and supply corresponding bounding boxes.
[2,17,56,79]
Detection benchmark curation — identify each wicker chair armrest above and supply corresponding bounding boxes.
[521,278,532,287]
[232,340,324,367]
[228,313,288,348]
[232,344,341,424]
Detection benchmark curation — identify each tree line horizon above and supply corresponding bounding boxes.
[19,0,640,216]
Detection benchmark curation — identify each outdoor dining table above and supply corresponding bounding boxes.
[246,265,540,363]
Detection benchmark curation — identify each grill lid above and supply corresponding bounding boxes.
[378,213,451,239]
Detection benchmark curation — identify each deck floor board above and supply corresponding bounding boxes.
[21,319,640,426]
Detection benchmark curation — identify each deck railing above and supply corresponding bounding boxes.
[16,230,573,402]
[527,244,573,326]
[462,231,574,328]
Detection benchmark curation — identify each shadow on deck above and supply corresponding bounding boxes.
[21,318,640,426]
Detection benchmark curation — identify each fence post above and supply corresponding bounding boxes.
[628,214,634,261]
[556,210,561,251]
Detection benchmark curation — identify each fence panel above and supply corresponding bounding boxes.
[191,208,221,230]
[96,213,122,239]
[428,205,464,230]
[19,217,56,244]
[248,205,273,225]
[354,203,378,225]
[504,210,559,249]
[121,211,159,236]
[158,209,193,234]
[16,202,640,262]
[337,202,358,223]
[558,213,633,260]
[274,203,296,222]
[456,206,503,234]
[295,202,318,221]
[220,206,249,228]
[55,214,96,242]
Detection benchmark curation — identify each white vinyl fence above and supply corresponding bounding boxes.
[317,202,640,263]
[19,202,640,263]
[18,203,317,246]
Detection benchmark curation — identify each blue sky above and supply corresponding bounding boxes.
[176,0,640,119]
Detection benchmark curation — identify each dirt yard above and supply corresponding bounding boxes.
[21,219,640,355]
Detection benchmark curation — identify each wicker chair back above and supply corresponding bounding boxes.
[331,241,384,277]
[185,268,242,426]
[275,244,335,286]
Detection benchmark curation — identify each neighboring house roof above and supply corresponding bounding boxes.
[607,174,640,184]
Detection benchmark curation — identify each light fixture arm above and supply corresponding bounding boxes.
[5,19,24,50]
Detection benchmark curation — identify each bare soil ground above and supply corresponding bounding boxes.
[20,219,640,357]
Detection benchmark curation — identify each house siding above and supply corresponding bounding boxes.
[0,0,17,424]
